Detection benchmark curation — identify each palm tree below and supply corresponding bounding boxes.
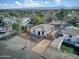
[56,9,69,24]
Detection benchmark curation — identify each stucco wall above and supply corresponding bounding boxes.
[31,29,47,36]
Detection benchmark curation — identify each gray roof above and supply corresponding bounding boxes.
[31,24,54,32]
[64,27,79,36]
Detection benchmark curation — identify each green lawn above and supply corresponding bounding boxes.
[74,25,79,28]
[73,24,79,28]
[61,43,75,53]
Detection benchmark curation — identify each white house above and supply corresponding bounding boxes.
[31,24,54,37]
[63,27,79,47]
[3,17,16,25]
[22,17,31,26]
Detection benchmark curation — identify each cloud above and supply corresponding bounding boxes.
[0,0,51,9]
[45,1,49,4]
[21,0,50,7]
[15,1,22,6]
[55,0,62,4]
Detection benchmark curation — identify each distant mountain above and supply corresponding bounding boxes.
[0,6,79,10]
[18,6,79,10]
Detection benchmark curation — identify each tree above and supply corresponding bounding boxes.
[31,16,44,25]
[35,10,44,17]
[56,9,69,24]
[68,17,79,26]
[0,16,4,26]
[12,18,23,32]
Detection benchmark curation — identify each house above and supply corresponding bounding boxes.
[50,20,66,29]
[3,17,16,25]
[51,20,66,25]
[2,17,17,32]
[63,26,79,47]
[30,24,54,37]
[3,17,14,24]
[22,17,31,27]
[51,20,61,25]
[0,17,16,32]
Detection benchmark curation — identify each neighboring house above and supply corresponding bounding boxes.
[63,26,79,47]
[50,20,66,30]
[51,20,61,25]
[22,17,31,27]
[51,20,66,25]
[2,17,16,32]
[30,24,54,37]
[3,17,16,25]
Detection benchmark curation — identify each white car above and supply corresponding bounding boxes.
[0,27,6,33]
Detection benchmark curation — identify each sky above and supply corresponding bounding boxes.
[0,0,79,9]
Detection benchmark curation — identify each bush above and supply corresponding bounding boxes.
[12,23,22,32]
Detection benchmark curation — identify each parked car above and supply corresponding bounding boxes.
[0,27,6,34]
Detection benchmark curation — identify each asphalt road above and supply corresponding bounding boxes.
[0,36,45,59]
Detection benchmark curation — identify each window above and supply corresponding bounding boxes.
[27,20,29,22]
[33,30,35,33]
[69,35,72,38]
[77,42,79,45]
[67,39,71,42]
[42,31,44,35]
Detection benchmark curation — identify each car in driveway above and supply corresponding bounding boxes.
[0,27,6,34]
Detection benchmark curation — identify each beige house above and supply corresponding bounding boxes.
[50,20,66,25]
[30,24,54,37]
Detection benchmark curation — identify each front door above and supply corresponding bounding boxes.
[38,31,40,36]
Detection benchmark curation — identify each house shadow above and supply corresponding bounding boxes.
[74,47,79,55]
[24,31,45,43]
